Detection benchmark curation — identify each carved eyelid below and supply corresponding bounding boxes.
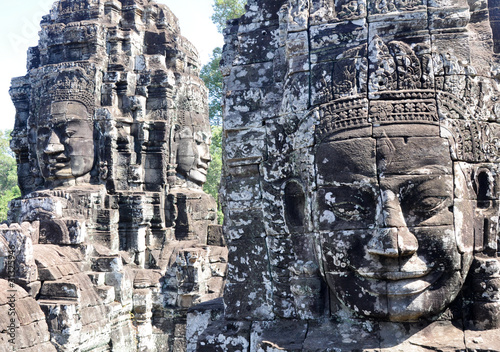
[65,130,77,137]
[411,196,450,213]
[330,201,367,220]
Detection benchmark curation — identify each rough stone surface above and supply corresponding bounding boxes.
[2,1,226,351]
[192,0,500,350]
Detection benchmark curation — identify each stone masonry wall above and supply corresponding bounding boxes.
[189,0,500,350]
[1,1,227,351]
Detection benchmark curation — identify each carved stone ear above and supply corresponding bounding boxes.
[39,219,85,245]
[474,168,495,208]
[284,180,306,232]
[39,219,70,245]
[472,166,499,256]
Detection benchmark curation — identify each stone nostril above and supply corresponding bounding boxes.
[44,132,65,154]
[398,227,419,256]
[367,227,400,257]
[368,227,418,257]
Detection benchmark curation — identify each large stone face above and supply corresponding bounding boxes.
[3,1,226,351]
[190,0,500,350]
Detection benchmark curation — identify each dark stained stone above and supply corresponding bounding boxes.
[191,0,500,350]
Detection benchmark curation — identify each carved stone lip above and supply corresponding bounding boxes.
[354,266,445,296]
[197,163,209,173]
[357,269,432,280]
[197,167,208,175]
[51,162,69,169]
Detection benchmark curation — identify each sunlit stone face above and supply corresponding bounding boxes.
[176,126,211,185]
[315,130,473,321]
[36,101,94,185]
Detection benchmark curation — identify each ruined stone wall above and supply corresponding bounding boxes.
[190,0,500,350]
[1,1,227,351]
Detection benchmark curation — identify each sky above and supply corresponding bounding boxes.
[0,0,223,132]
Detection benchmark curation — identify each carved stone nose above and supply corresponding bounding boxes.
[44,132,64,154]
[367,227,418,257]
[199,144,211,162]
[369,189,419,257]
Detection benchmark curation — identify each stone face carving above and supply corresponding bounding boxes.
[190,0,500,350]
[3,1,226,351]
[34,69,96,187]
[317,128,470,322]
[174,113,212,187]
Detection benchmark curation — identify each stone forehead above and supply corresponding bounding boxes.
[32,67,96,118]
[315,135,453,179]
[36,101,92,127]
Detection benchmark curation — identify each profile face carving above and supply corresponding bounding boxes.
[315,127,473,321]
[176,125,211,185]
[36,101,94,184]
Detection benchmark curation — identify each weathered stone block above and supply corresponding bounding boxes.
[234,25,279,65]
[92,255,123,273]
[225,128,266,162]
[207,225,225,247]
[225,62,274,91]
[380,321,466,351]
[310,22,367,64]
[40,281,80,300]
[304,320,380,351]
[96,285,115,304]
[225,207,266,242]
[251,320,308,351]
[196,320,251,352]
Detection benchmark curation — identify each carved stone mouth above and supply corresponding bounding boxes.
[357,269,432,280]
[353,266,445,296]
[47,155,70,169]
[197,163,209,173]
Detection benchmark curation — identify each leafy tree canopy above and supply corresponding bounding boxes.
[201,0,246,224]
[0,130,20,222]
[211,0,246,33]
[200,47,223,126]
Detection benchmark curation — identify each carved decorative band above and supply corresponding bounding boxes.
[315,90,439,139]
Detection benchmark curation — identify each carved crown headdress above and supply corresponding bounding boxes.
[33,65,96,119]
[314,38,500,163]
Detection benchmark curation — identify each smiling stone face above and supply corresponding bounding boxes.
[175,124,211,186]
[315,129,473,321]
[36,101,94,186]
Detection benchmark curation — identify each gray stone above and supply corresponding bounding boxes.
[195,0,500,350]
[3,0,227,351]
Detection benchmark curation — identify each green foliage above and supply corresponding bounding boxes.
[0,187,20,223]
[201,0,246,223]
[201,47,224,126]
[204,125,223,224]
[0,130,20,222]
[211,0,246,33]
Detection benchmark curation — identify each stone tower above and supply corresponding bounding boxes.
[1,1,227,351]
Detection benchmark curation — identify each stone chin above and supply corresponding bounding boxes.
[187,169,207,185]
[70,156,95,178]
